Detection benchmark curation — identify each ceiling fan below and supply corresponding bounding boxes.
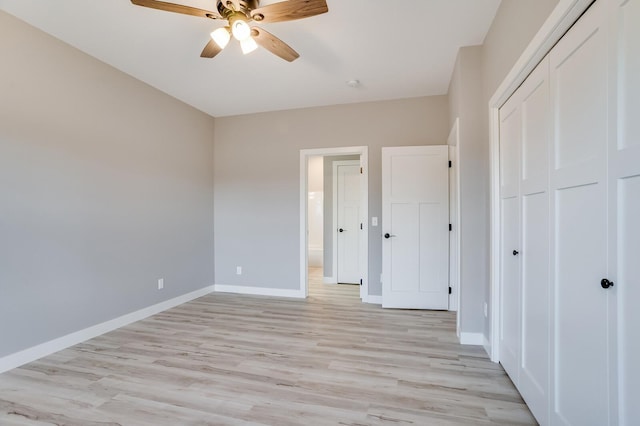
[130,0,329,62]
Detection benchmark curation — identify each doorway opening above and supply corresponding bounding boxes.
[299,147,369,300]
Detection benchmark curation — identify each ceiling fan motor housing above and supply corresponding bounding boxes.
[217,0,259,16]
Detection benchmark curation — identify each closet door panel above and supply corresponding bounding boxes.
[500,195,520,382]
[613,1,640,424]
[618,0,640,150]
[553,33,606,171]
[521,59,550,194]
[520,191,549,422]
[519,56,551,425]
[499,95,522,384]
[553,184,607,426]
[616,177,639,425]
[616,176,639,425]
[500,101,521,199]
[550,1,610,424]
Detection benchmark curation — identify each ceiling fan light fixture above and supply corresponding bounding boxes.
[211,27,231,48]
[240,37,258,54]
[231,18,251,41]
[131,0,330,62]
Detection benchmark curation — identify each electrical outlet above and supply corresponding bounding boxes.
[484,302,488,317]
[236,266,242,275]
[158,278,164,290]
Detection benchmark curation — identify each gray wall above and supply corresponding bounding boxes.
[322,155,359,279]
[447,0,560,340]
[213,96,449,296]
[0,11,216,358]
[448,46,485,336]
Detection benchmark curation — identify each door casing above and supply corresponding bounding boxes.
[299,147,368,300]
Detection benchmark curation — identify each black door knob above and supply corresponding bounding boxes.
[513,250,519,256]
[601,278,614,289]
[384,233,391,239]
[339,228,345,233]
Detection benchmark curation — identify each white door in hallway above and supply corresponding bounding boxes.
[335,160,360,284]
[381,146,449,309]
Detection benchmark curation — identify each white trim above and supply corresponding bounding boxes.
[213,284,305,299]
[0,285,215,374]
[447,119,461,325]
[323,276,337,284]
[365,295,382,305]
[300,151,309,298]
[299,147,369,301]
[488,0,594,363]
[490,107,501,363]
[488,0,596,109]
[332,160,361,285]
[460,332,485,346]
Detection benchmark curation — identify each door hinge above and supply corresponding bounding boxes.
[449,286,452,294]
[360,279,363,286]
[360,167,363,174]
[449,224,452,231]
[360,223,363,230]
[448,160,452,168]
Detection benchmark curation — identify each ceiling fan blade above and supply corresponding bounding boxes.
[200,40,224,58]
[130,0,221,19]
[252,27,299,62]
[250,0,328,23]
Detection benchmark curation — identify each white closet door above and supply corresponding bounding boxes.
[498,95,521,384]
[549,1,611,425]
[518,56,551,426]
[611,0,640,424]
[499,55,551,426]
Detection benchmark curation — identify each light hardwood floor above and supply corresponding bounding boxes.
[0,268,536,425]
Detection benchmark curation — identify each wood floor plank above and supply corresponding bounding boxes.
[0,268,536,425]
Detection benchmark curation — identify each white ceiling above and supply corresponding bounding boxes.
[0,0,501,117]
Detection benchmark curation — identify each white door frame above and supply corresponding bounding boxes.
[488,0,595,362]
[332,160,362,287]
[448,119,461,333]
[299,146,369,299]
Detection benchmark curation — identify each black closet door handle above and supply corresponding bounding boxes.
[384,233,396,239]
[338,228,345,233]
[513,250,519,256]
[601,278,614,289]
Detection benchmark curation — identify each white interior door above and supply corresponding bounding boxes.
[335,161,360,284]
[382,146,449,309]
[612,0,639,423]
[549,2,610,424]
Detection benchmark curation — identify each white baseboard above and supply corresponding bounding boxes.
[323,276,337,284]
[459,332,485,346]
[365,295,382,305]
[214,284,305,299]
[0,285,215,374]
